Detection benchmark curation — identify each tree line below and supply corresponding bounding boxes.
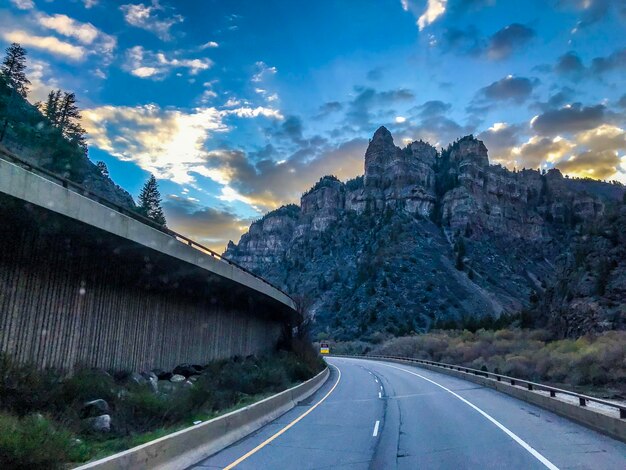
[0,42,166,226]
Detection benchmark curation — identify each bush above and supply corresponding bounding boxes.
[371,329,626,394]
[0,412,79,470]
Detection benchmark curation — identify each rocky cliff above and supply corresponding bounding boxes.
[225,127,626,340]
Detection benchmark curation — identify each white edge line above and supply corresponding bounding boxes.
[373,420,380,437]
[377,362,560,470]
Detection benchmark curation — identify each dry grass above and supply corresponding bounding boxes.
[371,329,626,397]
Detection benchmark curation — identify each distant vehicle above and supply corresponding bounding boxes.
[320,342,330,355]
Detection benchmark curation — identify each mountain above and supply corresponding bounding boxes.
[225,127,626,340]
[0,80,135,209]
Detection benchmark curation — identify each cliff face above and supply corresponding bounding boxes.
[225,127,625,340]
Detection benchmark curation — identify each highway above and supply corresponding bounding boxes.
[190,357,626,469]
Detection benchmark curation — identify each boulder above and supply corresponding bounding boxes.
[170,374,186,383]
[141,371,159,393]
[152,369,172,380]
[81,399,109,419]
[83,414,111,433]
[173,364,203,378]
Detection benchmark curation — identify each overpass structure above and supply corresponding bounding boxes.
[0,151,296,372]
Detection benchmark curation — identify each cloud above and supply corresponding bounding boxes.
[345,87,415,130]
[555,51,585,75]
[476,75,536,103]
[530,103,607,135]
[556,150,621,180]
[414,100,451,118]
[591,47,626,74]
[26,58,59,102]
[82,105,227,184]
[477,122,523,164]
[366,67,384,81]
[124,45,212,79]
[82,103,283,185]
[559,0,612,30]
[120,1,183,41]
[532,87,575,112]
[1,30,85,60]
[418,0,448,30]
[316,101,343,119]
[162,195,249,253]
[251,61,277,83]
[486,23,535,60]
[82,0,98,8]
[510,135,576,169]
[554,124,626,180]
[10,0,34,10]
[205,138,369,211]
[35,13,116,62]
[200,41,219,49]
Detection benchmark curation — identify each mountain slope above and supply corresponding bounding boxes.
[225,127,625,340]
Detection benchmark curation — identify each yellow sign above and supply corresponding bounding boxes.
[320,343,330,355]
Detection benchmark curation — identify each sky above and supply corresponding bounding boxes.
[1,0,625,252]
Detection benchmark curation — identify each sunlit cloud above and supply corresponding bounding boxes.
[120,1,184,41]
[418,0,447,30]
[2,30,85,61]
[124,45,212,79]
[10,0,34,10]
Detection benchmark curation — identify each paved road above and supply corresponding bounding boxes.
[190,357,626,469]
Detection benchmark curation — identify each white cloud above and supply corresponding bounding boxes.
[35,13,116,63]
[82,103,284,185]
[36,13,99,44]
[10,0,34,10]
[120,1,183,41]
[226,106,284,120]
[418,0,447,30]
[251,61,277,83]
[200,41,219,49]
[82,0,98,7]
[2,30,85,60]
[400,0,409,12]
[125,45,212,79]
[26,59,59,102]
[83,105,227,184]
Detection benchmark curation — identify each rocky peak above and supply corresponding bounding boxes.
[449,135,489,169]
[364,126,400,188]
[407,140,438,166]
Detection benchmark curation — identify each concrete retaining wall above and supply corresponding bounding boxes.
[0,159,296,372]
[74,367,330,470]
[364,357,626,443]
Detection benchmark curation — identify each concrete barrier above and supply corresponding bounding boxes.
[74,368,330,470]
[359,356,626,443]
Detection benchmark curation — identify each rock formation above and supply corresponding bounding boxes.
[225,127,626,340]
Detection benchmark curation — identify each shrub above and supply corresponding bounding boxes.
[0,412,77,470]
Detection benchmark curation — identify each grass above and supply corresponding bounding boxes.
[0,350,325,467]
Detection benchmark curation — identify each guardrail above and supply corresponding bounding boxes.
[0,147,294,304]
[337,354,626,420]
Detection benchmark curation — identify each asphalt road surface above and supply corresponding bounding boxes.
[190,356,626,469]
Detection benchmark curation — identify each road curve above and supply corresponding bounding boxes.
[190,357,626,469]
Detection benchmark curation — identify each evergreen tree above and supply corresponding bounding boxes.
[1,43,30,97]
[0,43,30,142]
[96,161,110,178]
[138,174,167,226]
[40,90,87,154]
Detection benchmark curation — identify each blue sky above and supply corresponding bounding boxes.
[2,0,625,250]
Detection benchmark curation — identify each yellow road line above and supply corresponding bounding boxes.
[222,363,342,469]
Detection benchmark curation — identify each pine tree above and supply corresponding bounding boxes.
[40,90,87,154]
[96,161,110,178]
[1,43,30,97]
[0,43,30,142]
[138,174,167,226]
